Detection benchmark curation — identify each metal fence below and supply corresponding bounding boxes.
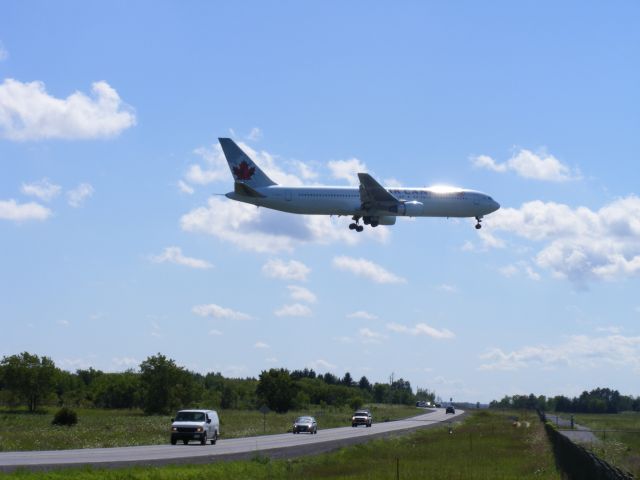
[538,411,635,480]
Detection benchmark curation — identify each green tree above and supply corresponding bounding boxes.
[139,353,200,414]
[92,371,141,409]
[256,368,296,413]
[1,352,58,412]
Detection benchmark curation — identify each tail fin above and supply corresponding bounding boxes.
[219,138,277,187]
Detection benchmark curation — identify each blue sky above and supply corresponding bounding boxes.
[1,1,639,403]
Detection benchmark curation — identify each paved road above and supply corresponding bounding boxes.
[0,408,464,472]
[545,413,600,444]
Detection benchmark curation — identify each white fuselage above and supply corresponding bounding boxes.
[226,185,500,219]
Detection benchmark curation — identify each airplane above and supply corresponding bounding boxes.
[219,138,500,232]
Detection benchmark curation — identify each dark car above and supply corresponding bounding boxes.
[292,416,317,434]
[445,406,455,414]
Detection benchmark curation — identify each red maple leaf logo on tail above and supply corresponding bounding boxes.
[232,161,255,181]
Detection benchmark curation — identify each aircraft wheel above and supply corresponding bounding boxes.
[475,224,481,230]
[349,223,356,230]
[356,225,364,232]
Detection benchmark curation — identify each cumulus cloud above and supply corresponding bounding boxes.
[192,303,252,320]
[0,79,136,140]
[0,199,51,221]
[479,333,640,371]
[254,341,269,349]
[386,322,455,339]
[347,311,378,320]
[67,183,94,207]
[246,127,262,141]
[486,196,640,284]
[437,284,457,293]
[307,359,336,371]
[287,285,317,303]
[328,158,367,185]
[177,180,194,195]
[498,261,541,281]
[359,327,386,343]
[274,303,312,317]
[263,259,310,281]
[472,149,580,182]
[208,329,223,336]
[181,197,388,253]
[332,256,406,284]
[21,178,61,201]
[150,246,213,269]
[112,357,138,368]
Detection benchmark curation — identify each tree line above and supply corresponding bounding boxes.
[0,352,433,415]
[490,388,640,414]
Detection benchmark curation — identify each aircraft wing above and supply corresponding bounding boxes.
[357,173,399,209]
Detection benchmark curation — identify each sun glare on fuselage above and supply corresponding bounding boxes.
[426,185,462,194]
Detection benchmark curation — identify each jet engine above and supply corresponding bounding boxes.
[391,201,424,216]
[375,216,396,225]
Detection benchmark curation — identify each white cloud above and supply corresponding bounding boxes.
[358,327,386,344]
[181,198,386,254]
[21,178,61,201]
[246,127,263,141]
[254,341,270,349]
[67,183,94,207]
[287,285,317,303]
[479,333,640,371]
[498,261,540,281]
[332,256,406,284]
[486,196,640,284]
[0,79,135,140]
[177,180,195,195]
[0,199,51,221]
[0,41,8,61]
[471,149,579,182]
[274,303,312,317]
[57,320,70,327]
[307,359,336,371]
[328,158,367,185]
[192,304,252,320]
[150,246,212,269]
[437,284,457,293]
[263,259,310,281]
[347,311,378,320]
[112,357,138,368]
[208,329,223,336]
[387,322,455,339]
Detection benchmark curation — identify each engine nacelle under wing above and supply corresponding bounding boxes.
[376,216,396,225]
[390,201,424,216]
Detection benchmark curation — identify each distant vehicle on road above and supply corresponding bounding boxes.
[292,416,317,434]
[435,403,442,408]
[170,409,219,445]
[352,409,372,427]
[445,406,455,414]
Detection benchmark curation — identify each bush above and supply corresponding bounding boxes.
[52,407,78,426]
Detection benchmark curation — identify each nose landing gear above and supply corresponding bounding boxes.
[475,216,483,230]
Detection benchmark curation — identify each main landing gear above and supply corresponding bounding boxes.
[475,216,483,230]
[349,216,364,232]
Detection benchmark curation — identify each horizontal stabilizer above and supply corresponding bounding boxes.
[234,182,266,198]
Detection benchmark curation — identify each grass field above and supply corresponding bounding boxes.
[0,410,560,479]
[573,412,640,476]
[0,404,418,452]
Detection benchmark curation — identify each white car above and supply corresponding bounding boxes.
[170,409,219,445]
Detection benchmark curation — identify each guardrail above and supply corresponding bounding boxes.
[537,410,635,480]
